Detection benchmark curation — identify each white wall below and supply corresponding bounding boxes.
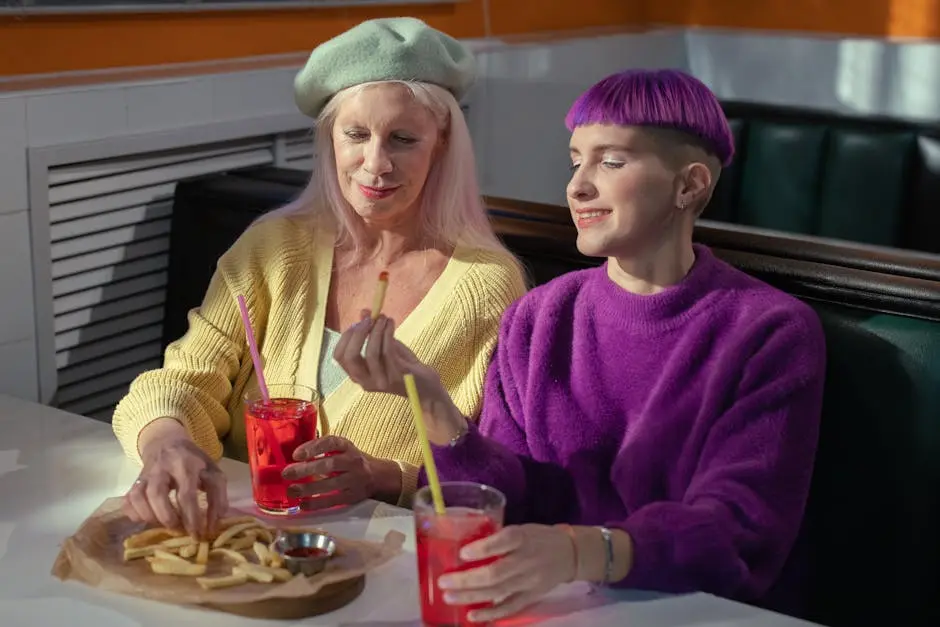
[1,26,939,403]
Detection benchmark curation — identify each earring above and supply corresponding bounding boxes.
[678,198,687,210]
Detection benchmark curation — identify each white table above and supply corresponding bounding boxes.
[0,394,822,626]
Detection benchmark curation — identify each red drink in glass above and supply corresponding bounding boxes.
[244,384,319,515]
[414,482,506,627]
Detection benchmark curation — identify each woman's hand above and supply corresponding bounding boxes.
[123,424,228,539]
[281,435,402,509]
[437,524,577,622]
[333,311,467,445]
[334,311,441,397]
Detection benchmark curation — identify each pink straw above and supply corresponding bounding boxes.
[236,295,270,403]
[236,295,287,475]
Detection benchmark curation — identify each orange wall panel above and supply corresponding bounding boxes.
[2,0,940,77]
[0,1,487,76]
[487,0,644,36]
[647,0,940,39]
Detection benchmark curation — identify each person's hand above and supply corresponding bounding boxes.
[281,435,402,509]
[334,311,443,397]
[333,311,466,445]
[122,433,228,540]
[437,524,577,622]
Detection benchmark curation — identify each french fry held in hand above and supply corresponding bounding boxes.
[122,515,296,590]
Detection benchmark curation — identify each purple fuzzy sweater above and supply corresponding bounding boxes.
[422,245,826,604]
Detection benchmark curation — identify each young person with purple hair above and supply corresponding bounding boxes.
[333,68,826,621]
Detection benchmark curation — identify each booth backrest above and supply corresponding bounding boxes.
[706,102,940,255]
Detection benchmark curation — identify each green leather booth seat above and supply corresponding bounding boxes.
[705,102,940,255]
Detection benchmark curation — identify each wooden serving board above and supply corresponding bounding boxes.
[207,573,366,619]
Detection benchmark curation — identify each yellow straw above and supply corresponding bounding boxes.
[404,374,446,515]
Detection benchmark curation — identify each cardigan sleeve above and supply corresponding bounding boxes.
[107,216,298,465]
[111,266,246,464]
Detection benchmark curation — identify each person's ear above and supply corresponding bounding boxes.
[675,162,712,212]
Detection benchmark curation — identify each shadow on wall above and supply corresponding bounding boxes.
[51,195,174,423]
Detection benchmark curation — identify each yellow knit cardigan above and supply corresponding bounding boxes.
[111,213,527,506]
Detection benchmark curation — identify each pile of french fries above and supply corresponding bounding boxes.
[122,515,294,591]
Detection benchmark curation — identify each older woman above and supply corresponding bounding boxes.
[112,17,526,538]
[336,69,826,621]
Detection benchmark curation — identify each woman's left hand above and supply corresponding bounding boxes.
[281,436,401,510]
[437,524,577,622]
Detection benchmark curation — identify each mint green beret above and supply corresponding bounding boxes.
[293,17,477,118]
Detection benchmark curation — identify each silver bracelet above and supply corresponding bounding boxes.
[598,527,614,585]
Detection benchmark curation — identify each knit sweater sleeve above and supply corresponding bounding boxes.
[429,295,576,524]
[614,311,826,599]
[111,220,278,464]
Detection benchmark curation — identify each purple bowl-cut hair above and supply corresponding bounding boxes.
[565,69,734,167]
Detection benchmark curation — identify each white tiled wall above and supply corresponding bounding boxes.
[27,88,132,146]
[0,97,27,215]
[209,68,299,121]
[687,30,940,122]
[0,339,38,401]
[23,72,308,149]
[3,26,940,404]
[125,79,216,134]
[0,211,35,346]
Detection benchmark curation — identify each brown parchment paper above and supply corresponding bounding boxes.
[51,497,405,608]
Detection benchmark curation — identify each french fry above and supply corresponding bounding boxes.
[218,515,260,530]
[123,545,158,561]
[253,528,274,544]
[234,563,292,584]
[161,536,198,550]
[150,559,207,576]
[212,521,257,548]
[227,534,256,552]
[196,541,209,566]
[209,548,249,564]
[267,543,284,569]
[153,549,190,564]
[251,563,292,583]
[196,572,250,590]
[371,270,390,319]
[252,541,272,566]
[123,527,184,549]
[178,544,198,559]
[233,563,274,583]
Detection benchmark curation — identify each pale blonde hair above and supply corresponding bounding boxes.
[266,80,519,271]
